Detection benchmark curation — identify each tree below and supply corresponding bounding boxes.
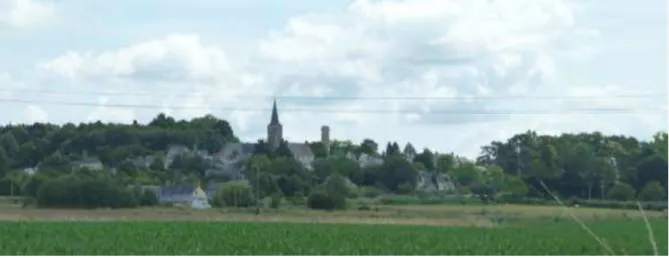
[247,155,279,198]
[607,183,636,201]
[451,162,481,188]
[308,142,328,159]
[414,148,435,171]
[638,181,666,201]
[0,133,19,159]
[212,181,255,207]
[324,173,350,198]
[312,158,336,183]
[501,175,528,199]
[36,178,139,209]
[273,141,294,159]
[307,190,345,210]
[139,189,159,206]
[634,154,668,191]
[384,142,400,158]
[0,147,10,177]
[436,153,456,174]
[358,139,378,156]
[651,132,667,163]
[378,155,418,192]
[402,143,417,161]
[149,153,166,171]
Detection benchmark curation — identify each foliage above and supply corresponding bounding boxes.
[323,173,351,198]
[0,113,666,206]
[378,155,418,192]
[36,178,138,209]
[212,181,255,208]
[269,193,282,209]
[637,181,666,202]
[501,176,529,198]
[379,195,482,205]
[307,190,346,211]
[138,189,159,207]
[359,186,382,198]
[606,183,636,201]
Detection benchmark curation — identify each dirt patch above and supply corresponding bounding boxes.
[0,207,489,227]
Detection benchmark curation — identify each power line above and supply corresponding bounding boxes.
[0,98,665,115]
[0,87,665,101]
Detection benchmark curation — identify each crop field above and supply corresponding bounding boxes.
[0,220,666,255]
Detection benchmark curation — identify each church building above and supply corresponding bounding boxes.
[207,100,321,179]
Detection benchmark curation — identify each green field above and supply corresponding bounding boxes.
[0,220,666,255]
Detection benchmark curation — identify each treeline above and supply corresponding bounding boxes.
[0,113,666,210]
[0,113,235,171]
[476,131,667,202]
[0,114,237,196]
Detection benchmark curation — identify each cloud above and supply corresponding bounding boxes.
[39,34,231,83]
[28,0,665,158]
[0,0,56,29]
[37,33,274,132]
[252,0,596,125]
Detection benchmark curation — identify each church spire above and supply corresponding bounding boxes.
[270,98,280,125]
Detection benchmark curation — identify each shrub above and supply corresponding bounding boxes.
[139,189,159,207]
[212,181,255,208]
[287,191,306,205]
[607,183,636,201]
[307,191,346,211]
[36,178,138,209]
[359,187,382,198]
[638,181,667,202]
[269,193,282,209]
[396,182,415,195]
[379,195,481,205]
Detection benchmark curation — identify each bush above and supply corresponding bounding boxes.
[287,191,306,205]
[139,189,159,207]
[307,191,346,211]
[359,187,381,198]
[638,181,667,202]
[36,178,138,209]
[379,195,482,205]
[269,193,282,209]
[607,183,636,201]
[212,181,255,208]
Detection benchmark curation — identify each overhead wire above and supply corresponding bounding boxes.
[0,97,665,115]
[0,87,665,100]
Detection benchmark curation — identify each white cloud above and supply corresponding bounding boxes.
[253,0,594,123]
[39,34,231,83]
[24,0,666,158]
[0,0,55,29]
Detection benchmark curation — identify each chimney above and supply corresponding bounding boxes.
[321,125,330,157]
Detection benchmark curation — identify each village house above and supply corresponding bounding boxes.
[153,185,210,209]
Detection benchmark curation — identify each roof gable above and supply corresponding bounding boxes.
[287,143,314,158]
[159,185,197,196]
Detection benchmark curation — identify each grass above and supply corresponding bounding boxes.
[0,220,665,255]
[1,196,666,255]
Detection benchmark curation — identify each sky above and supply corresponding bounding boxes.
[0,0,667,158]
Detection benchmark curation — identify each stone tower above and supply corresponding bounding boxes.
[321,125,330,157]
[267,99,283,151]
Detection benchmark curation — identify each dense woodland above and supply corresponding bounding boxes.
[0,113,666,209]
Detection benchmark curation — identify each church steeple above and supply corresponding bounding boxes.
[270,98,280,125]
[267,98,283,151]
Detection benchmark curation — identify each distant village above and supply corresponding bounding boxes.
[13,100,456,208]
